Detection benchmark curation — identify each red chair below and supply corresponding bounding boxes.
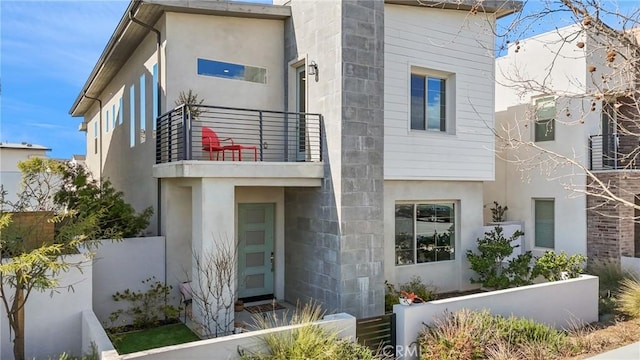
[202,126,257,161]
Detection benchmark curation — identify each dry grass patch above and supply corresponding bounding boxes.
[564,318,640,359]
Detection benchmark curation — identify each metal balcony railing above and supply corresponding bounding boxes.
[156,104,323,164]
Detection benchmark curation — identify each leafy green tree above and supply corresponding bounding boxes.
[54,163,152,239]
[0,158,151,360]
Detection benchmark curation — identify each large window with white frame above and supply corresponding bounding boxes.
[534,199,555,248]
[534,96,555,142]
[410,67,454,133]
[395,202,455,265]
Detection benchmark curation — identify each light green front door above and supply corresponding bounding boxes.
[238,203,275,299]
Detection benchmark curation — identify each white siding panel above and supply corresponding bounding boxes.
[384,4,496,181]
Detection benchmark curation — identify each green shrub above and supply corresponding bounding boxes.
[617,277,640,318]
[109,277,181,330]
[55,163,152,239]
[466,226,533,289]
[532,251,586,281]
[399,276,436,303]
[489,201,508,222]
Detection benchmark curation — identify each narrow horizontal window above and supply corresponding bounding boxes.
[197,58,266,84]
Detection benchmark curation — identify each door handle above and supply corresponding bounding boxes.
[270,252,274,272]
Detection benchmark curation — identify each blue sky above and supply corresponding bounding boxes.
[1,0,130,158]
[1,0,637,159]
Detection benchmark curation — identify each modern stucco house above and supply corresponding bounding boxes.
[485,25,640,263]
[69,0,519,325]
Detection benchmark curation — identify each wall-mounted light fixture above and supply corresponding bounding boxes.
[308,61,319,82]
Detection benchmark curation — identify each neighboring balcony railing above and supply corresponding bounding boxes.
[589,134,640,170]
[156,104,323,164]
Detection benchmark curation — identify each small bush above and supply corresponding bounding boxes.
[466,226,533,289]
[533,251,586,281]
[109,277,181,330]
[617,277,640,318]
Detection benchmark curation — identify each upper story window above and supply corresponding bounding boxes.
[130,84,135,148]
[197,58,267,84]
[411,75,446,131]
[152,63,158,132]
[534,96,555,142]
[410,66,454,133]
[105,110,110,133]
[112,104,116,129]
[119,97,123,125]
[93,121,98,154]
[140,74,146,143]
[395,202,455,265]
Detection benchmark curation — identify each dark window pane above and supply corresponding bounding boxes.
[395,204,415,265]
[411,75,425,130]
[535,200,554,248]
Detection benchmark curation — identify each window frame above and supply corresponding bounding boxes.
[409,66,455,134]
[533,198,555,249]
[395,201,456,266]
[533,96,556,142]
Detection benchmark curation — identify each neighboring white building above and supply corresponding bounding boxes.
[485,25,640,261]
[69,0,518,328]
[0,142,51,206]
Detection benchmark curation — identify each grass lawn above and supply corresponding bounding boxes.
[111,323,200,354]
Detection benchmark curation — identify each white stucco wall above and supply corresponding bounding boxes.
[84,16,166,236]
[92,237,166,325]
[1,253,92,360]
[384,5,496,181]
[119,313,355,360]
[384,180,485,292]
[164,12,284,112]
[394,275,599,360]
[487,25,605,256]
[486,97,600,256]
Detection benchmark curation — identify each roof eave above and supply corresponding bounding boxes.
[69,0,291,118]
[385,0,522,19]
[69,0,141,117]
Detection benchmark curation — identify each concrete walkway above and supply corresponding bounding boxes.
[588,341,640,359]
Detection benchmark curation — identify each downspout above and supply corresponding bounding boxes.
[83,92,103,182]
[129,8,165,282]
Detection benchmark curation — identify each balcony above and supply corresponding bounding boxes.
[589,134,640,171]
[154,104,324,183]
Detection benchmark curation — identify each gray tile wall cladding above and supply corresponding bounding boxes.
[284,0,385,318]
